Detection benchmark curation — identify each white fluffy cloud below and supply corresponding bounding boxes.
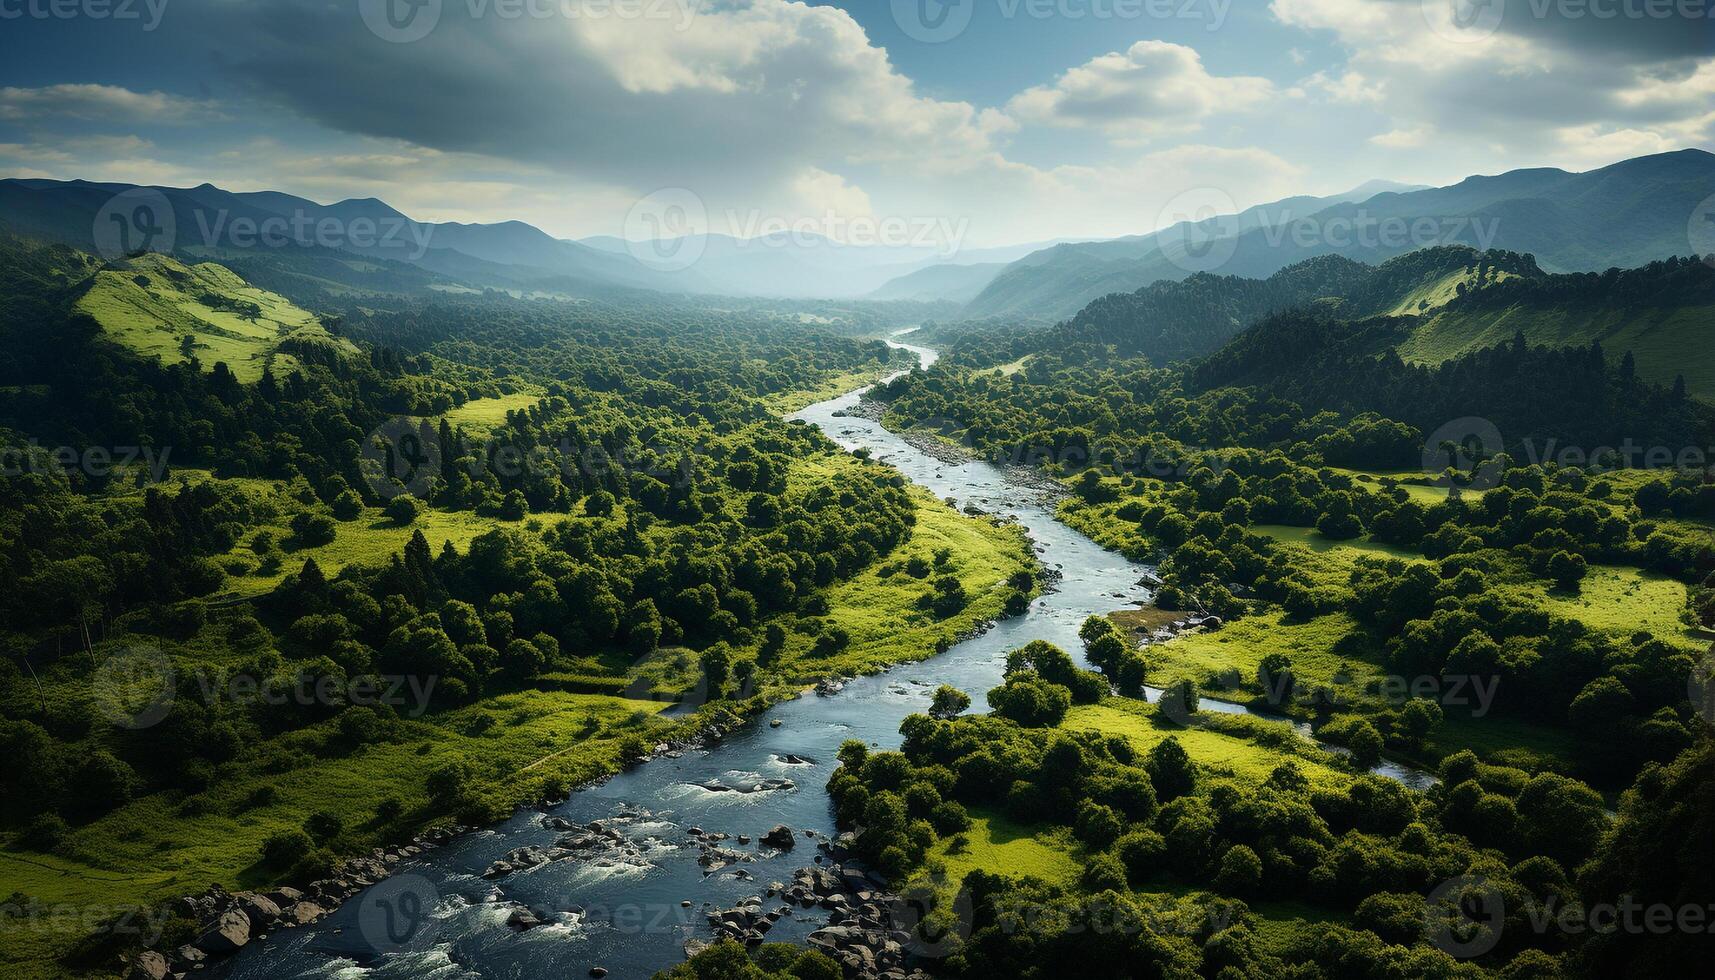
[1005,41,1275,137]
[1270,0,1714,164]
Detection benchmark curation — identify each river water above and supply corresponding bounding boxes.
[213,335,1425,980]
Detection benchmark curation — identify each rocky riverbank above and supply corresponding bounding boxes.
[125,825,468,980]
[836,397,1070,503]
[697,836,933,980]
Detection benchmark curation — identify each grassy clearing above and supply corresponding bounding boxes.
[922,809,1080,894]
[74,254,354,383]
[1529,564,1703,651]
[1424,711,1591,775]
[1320,466,1472,507]
[1139,610,1377,696]
[441,392,546,435]
[1062,701,1350,789]
[229,508,578,597]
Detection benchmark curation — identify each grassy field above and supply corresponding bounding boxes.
[773,478,1035,680]
[0,689,672,979]
[74,254,355,383]
[1395,302,1715,402]
[922,809,1081,893]
[1530,563,1704,651]
[1140,610,1372,693]
[441,392,547,435]
[1319,467,1474,507]
[1063,701,1351,789]
[1380,266,1524,318]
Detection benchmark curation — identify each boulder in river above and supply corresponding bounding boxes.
[233,892,280,929]
[761,825,796,849]
[126,951,168,980]
[194,910,251,954]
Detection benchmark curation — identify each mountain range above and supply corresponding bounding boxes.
[1,150,1709,309]
[955,149,1715,320]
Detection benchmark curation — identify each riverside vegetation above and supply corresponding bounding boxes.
[662,247,1715,980]
[2,224,1712,980]
[0,233,1037,978]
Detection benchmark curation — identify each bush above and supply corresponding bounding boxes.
[1079,852,1129,892]
[384,494,424,525]
[261,828,314,868]
[1074,803,1124,850]
[289,511,337,546]
[426,760,472,807]
[1116,829,1167,885]
[1214,843,1263,895]
[303,810,343,843]
[929,684,972,719]
[988,675,1072,727]
[16,813,68,851]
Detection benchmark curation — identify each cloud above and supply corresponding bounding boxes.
[789,168,873,222]
[1004,41,1274,137]
[0,84,221,123]
[1369,124,1434,148]
[1269,0,1715,167]
[190,0,997,207]
[1303,69,1383,105]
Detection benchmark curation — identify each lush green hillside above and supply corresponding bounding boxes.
[73,253,356,383]
[1001,248,1713,407]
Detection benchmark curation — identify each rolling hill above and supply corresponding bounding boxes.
[72,252,355,383]
[961,150,1715,320]
[864,261,1005,303]
[1037,246,1715,400]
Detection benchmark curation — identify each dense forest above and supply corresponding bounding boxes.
[2,225,1711,980]
[0,233,1044,979]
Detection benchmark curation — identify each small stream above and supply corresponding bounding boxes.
[213,332,1429,980]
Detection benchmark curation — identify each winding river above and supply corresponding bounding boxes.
[214,335,1427,980]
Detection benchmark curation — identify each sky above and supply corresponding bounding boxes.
[0,0,1711,249]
